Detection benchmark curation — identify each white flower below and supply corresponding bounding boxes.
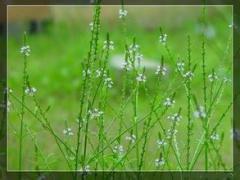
[208,72,218,82]
[156,139,167,148]
[109,41,115,50]
[63,128,74,136]
[113,145,124,156]
[125,134,136,143]
[89,22,94,31]
[155,158,165,167]
[20,45,31,56]
[129,44,140,53]
[136,73,146,82]
[155,65,167,76]
[104,77,113,88]
[177,62,185,72]
[88,108,104,119]
[82,69,91,77]
[167,113,182,122]
[183,71,194,80]
[159,34,167,45]
[166,129,178,139]
[96,69,102,78]
[163,97,175,107]
[119,9,128,19]
[103,40,114,50]
[210,133,219,141]
[25,87,37,96]
[193,106,206,119]
[95,68,106,78]
[121,61,132,71]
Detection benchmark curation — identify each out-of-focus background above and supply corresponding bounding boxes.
[7,5,233,170]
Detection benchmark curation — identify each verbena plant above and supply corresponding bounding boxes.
[7,2,233,173]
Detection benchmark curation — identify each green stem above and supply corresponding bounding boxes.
[201,4,208,171]
[19,32,27,174]
[186,35,192,170]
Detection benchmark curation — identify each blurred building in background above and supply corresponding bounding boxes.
[6,4,230,39]
[7,6,51,34]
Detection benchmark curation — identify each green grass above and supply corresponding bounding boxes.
[7,5,233,171]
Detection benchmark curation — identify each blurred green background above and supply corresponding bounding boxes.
[7,5,233,170]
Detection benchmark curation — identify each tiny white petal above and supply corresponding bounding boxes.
[136,73,146,82]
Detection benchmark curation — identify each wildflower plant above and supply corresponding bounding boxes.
[7,4,233,172]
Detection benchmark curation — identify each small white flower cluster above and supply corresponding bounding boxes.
[104,77,114,88]
[176,62,185,72]
[95,68,113,88]
[136,73,146,83]
[95,68,106,78]
[121,44,143,71]
[63,128,74,136]
[88,108,103,119]
[155,158,165,167]
[113,144,124,156]
[125,134,136,143]
[183,71,194,80]
[159,34,167,45]
[25,87,37,96]
[129,44,140,53]
[121,61,132,71]
[210,133,219,141]
[167,113,182,122]
[119,9,128,19]
[156,139,167,148]
[166,129,178,139]
[163,97,175,107]
[193,106,206,119]
[20,45,31,56]
[103,40,114,50]
[155,65,167,76]
[208,72,218,82]
[89,22,94,31]
[83,69,91,77]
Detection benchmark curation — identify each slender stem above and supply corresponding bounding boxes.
[19,32,27,174]
[201,4,209,171]
[11,93,73,169]
[186,35,192,170]
[32,95,73,169]
[74,4,101,174]
[138,97,156,170]
[134,83,139,168]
